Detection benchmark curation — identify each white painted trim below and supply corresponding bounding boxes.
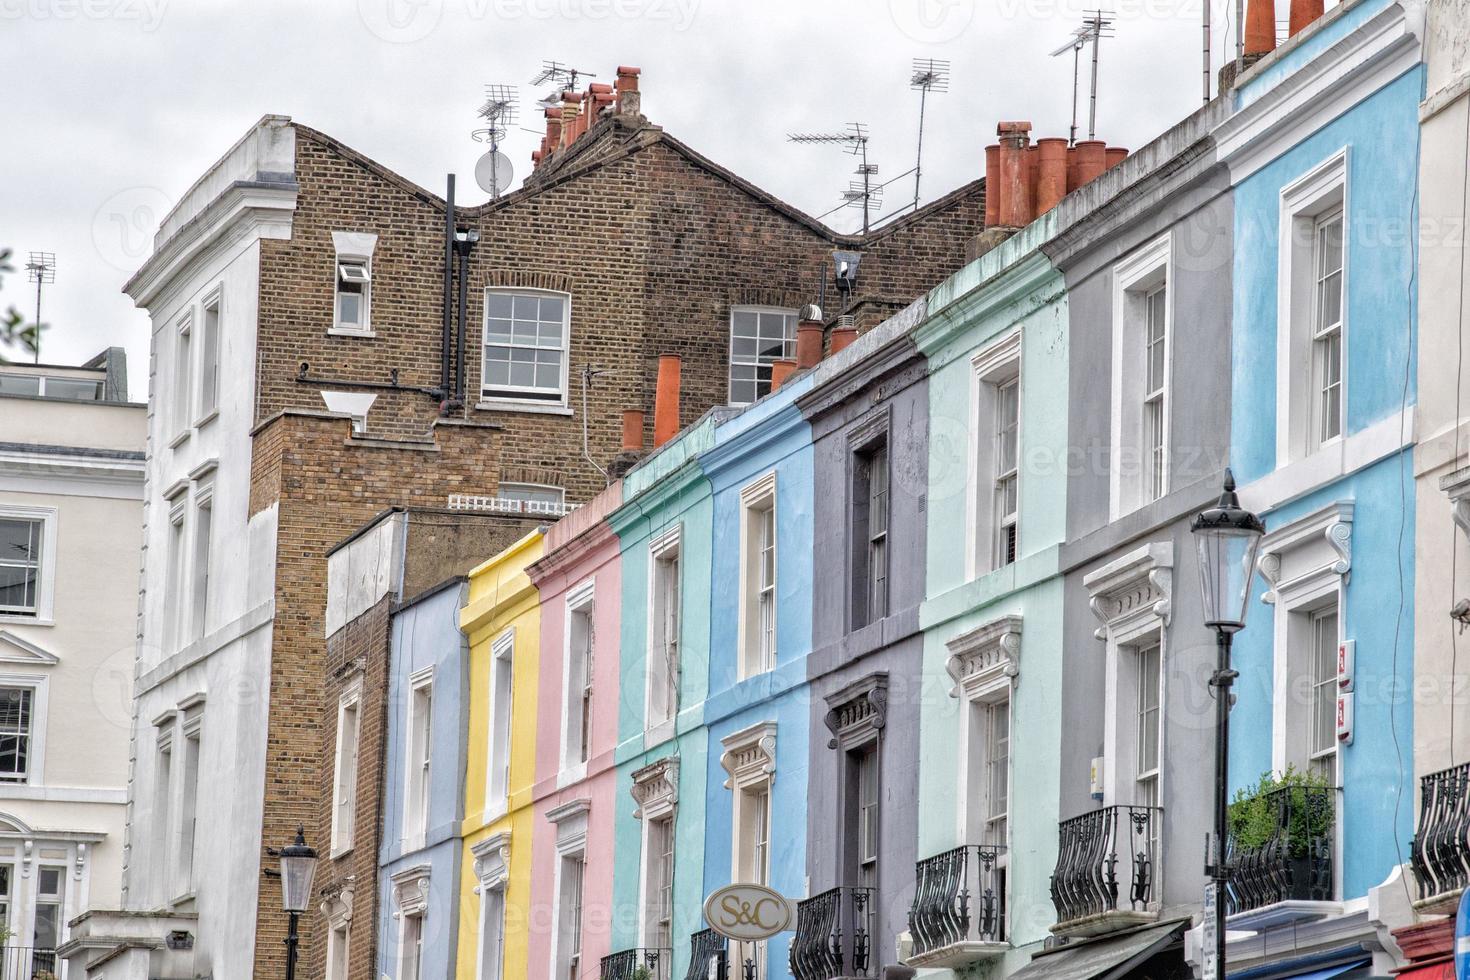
[1276,148,1350,468]
[330,677,364,857]
[559,582,596,784]
[0,631,58,666]
[0,672,49,787]
[403,669,435,850]
[1237,409,1412,514]
[645,524,683,736]
[481,287,572,409]
[968,330,1023,580]
[484,628,515,821]
[0,504,58,624]
[1109,233,1173,521]
[737,472,778,679]
[0,784,126,804]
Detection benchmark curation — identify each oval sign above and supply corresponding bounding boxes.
[703,883,794,942]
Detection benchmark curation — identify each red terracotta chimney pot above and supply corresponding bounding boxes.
[622,409,645,452]
[1035,138,1069,214]
[1074,140,1108,186]
[1246,0,1278,55]
[796,319,824,369]
[997,121,1033,227]
[770,359,797,391]
[1288,0,1322,36]
[1105,147,1128,170]
[653,354,682,447]
[830,318,859,354]
[984,145,1001,227]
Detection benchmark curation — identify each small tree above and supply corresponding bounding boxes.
[1229,765,1333,857]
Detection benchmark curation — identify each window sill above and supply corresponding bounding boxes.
[0,614,52,627]
[475,399,573,416]
[192,409,220,430]
[328,326,375,338]
[329,843,354,861]
[168,429,191,449]
[644,718,676,748]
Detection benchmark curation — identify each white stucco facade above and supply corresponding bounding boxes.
[0,353,144,973]
[60,117,297,980]
[1413,0,1470,777]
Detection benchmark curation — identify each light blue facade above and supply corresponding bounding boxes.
[378,579,469,979]
[1220,0,1424,969]
[700,376,816,979]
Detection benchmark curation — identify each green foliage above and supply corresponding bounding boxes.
[1229,765,1333,857]
[0,247,48,364]
[631,967,653,980]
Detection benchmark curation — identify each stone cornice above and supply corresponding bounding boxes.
[915,250,1063,365]
[1084,541,1174,640]
[1257,500,1354,604]
[944,615,1023,700]
[720,721,777,790]
[630,756,680,821]
[822,672,889,750]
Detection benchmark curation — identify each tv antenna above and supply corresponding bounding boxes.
[24,252,54,364]
[473,84,518,198]
[531,60,595,105]
[909,58,950,211]
[789,123,877,234]
[1050,11,1115,144]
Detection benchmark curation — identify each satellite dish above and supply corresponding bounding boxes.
[475,150,514,197]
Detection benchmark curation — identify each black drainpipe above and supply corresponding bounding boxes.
[440,175,456,410]
[453,227,478,407]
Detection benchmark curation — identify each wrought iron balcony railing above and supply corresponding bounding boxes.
[790,886,876,980]
[601,947,674,980]
[1050,805,1162,929]
[908,844,1007,960]
[0,947,57,979]
[1411,763,1470,904]
[685,929,728,980]
[1226,784,1335,916]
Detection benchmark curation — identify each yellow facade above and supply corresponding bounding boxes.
[457,528,546,980]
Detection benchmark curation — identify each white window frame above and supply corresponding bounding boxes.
[631,757,680,951]
[326,920,351,980]
[548,800,590,980]
[967,331,1022,580]
[0,505,57,625]
[473,831,511,980]
[196,286,222,424]
[721,722,776,978]
[853,741,880,887]
[332,679,363,855]
[392,864,431,980]
[1109,233,1173,519]
[481,287,572,410]
[645,525,682,741]
[173,709,203,901]
[495,483,569,516]
[190,480,213,642]
[1257,500,1352,792]
[330,231,378,337]
[152,716,175,906]
[945,615,1020,852]
[0,673,48,786]
[1277,148,1349,465]
[164,489,187,650]
[737,472,778,679]
[404,667,434,848]
[728,305,798,406]
[485,630,515,820]
[560,582,596,783]
[171,312,193,444]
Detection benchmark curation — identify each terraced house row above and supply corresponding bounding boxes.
[53,1,1470,979]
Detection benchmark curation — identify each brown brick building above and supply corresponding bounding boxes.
[62,65,986,980]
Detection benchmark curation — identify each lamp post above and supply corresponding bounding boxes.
[278,825,319,980]
[1190,470,1264,980]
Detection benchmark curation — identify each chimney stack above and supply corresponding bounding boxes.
[653,354,682,447]
[1246,0,1277,55]
[996,121,1033,228]
[622,409,645,452]
[1073,140,1108,186]
[984,145,1001,226]
[1288,0,1322,36]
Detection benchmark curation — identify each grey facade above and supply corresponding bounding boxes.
[798,329,930,973]
[1043,99,1235,938]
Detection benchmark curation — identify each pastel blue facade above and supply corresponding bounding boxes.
[378,579,469,979]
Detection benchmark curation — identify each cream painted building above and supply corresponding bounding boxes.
[0,349,143,973]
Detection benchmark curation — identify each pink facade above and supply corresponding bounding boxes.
[525,482,625,980]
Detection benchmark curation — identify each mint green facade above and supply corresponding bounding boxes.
[915,233,1070,973]
[607,413,723,976]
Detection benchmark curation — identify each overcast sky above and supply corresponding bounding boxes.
[1,0,1247,398]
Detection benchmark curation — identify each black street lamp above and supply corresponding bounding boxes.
[1190,470,1264,980]
[278,826,319,980]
